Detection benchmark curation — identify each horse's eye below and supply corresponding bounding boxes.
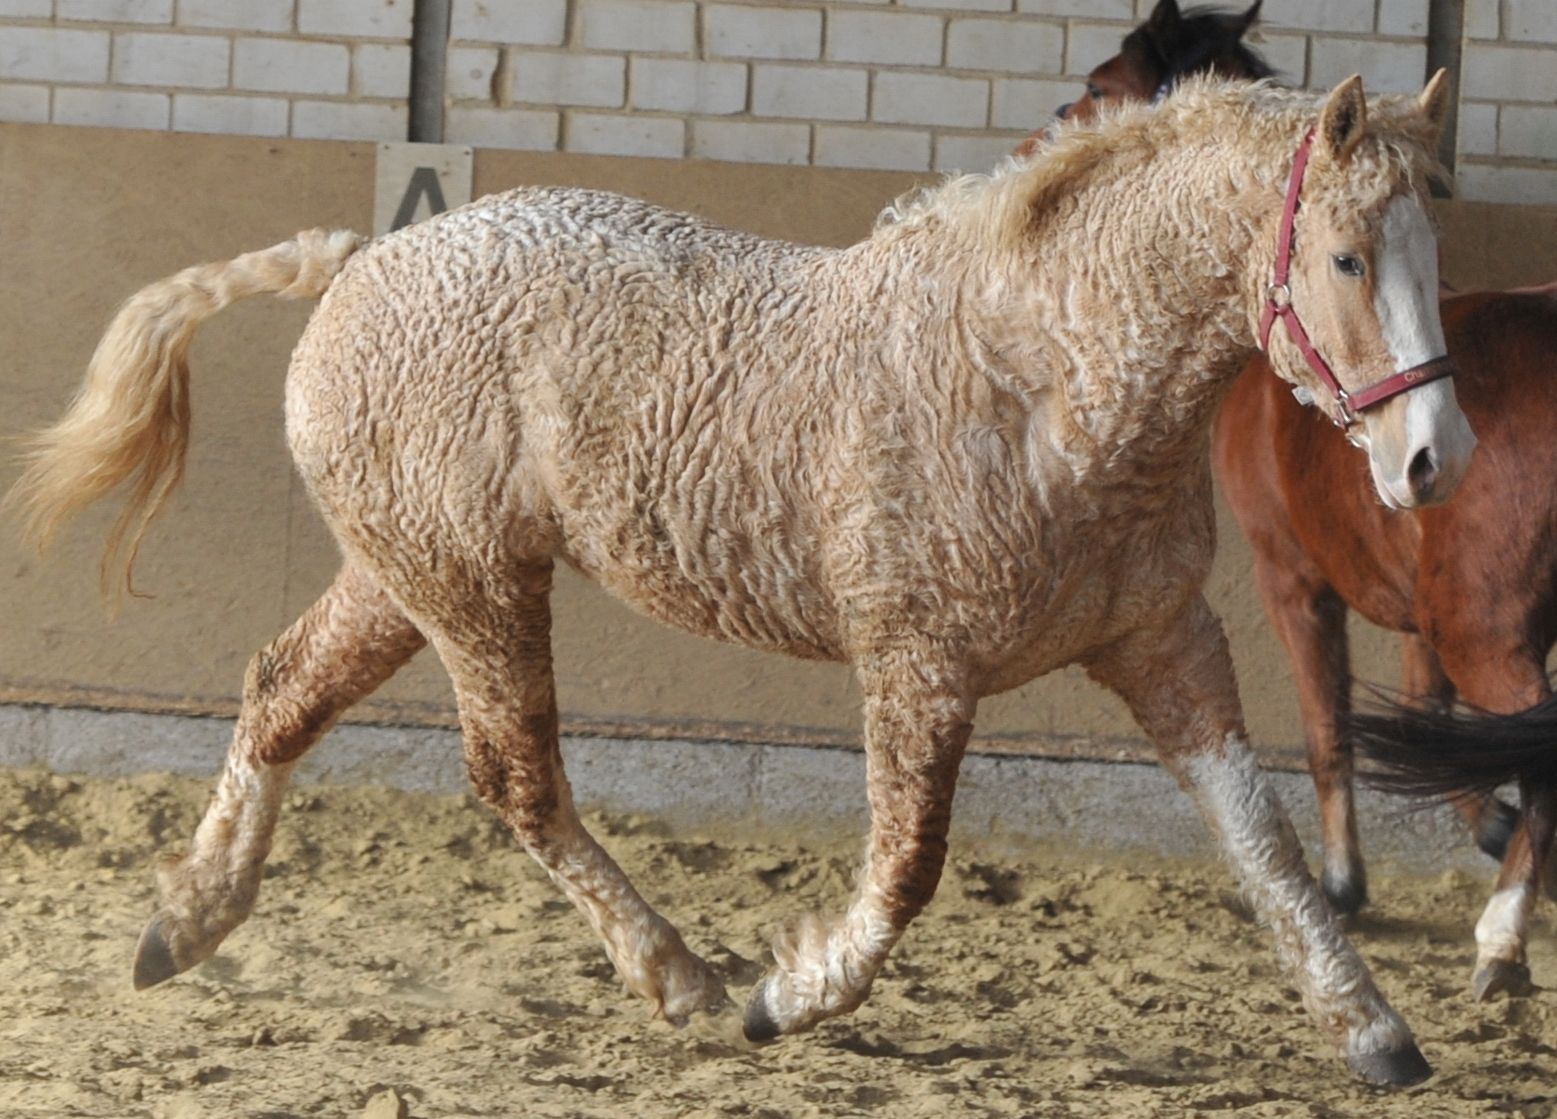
[1087,84,1103,100]
[1332,254,1365,278]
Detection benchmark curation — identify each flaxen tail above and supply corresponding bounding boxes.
[4,228,363,601]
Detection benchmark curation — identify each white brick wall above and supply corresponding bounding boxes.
[0,0,1550,203]
[0,0,410,141]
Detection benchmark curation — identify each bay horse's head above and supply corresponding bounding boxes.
[1058,0,1269,124]
[1258,73,1474,509]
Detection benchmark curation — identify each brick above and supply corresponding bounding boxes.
[935,133,1021,172]
[173,92,288,135]
[0,27,109,84]
[1499,105,1557,160]
[705,4,821,59]
[1309,37,1426,95]
[1065,23,1132,77]
[1258,0,1373,33]
[58,0,171,23]
[991,77,1082,129]
[112,32,230,89]
[1017,0,1130,16]
[1462,43,1557,102]
[814,123,929,171]
[1463,0,1498,39]
[234,38,349,95]
[0,0,50,15]
[444,105,558,149]
[54,86,169,129]
[1506,0,1557,44]
[450,0,565,45]
[947,18,1063,74]
[630,58,746,115]
[827,10,942,67]
[1456,163,1557,206]
[298,0,413,40]
[177,0,293,32]
[904,0,1010,10]
[1254,32,1307,86]
[566,111,684,158]
[575,0,695,55]
[1376,0,1428,37]
[291,98,407,140]
[689,118,809,165]
[354,43,410,98]
[511,52,625,109]
[446,45,498,101]
[1456,101,1497,157]
[873,71,987,127]
[751,64,866,121]
[0,82,49,123]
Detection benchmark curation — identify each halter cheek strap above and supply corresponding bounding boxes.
[1258,128,1456,428]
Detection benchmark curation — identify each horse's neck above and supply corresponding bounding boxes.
[1013,141,1265,460]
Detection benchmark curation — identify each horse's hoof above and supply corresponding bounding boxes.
[1472,959,1532,1002]
[1346,1042,1432,1087]
[1477,798,1519,862]
[742,978,782,1044]
[1321,868,1368,919]
[132,912,184,991]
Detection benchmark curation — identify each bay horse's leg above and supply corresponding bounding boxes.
[744,647,973,1041]
[409,560,728,1024]
[1400,635,1517,860]
[1249,560,1367,915]
[134,564,426,988]
[1087,596,1428,1086]
[1431,647,1551,1001]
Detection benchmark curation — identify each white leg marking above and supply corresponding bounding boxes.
[1184,737,1414,1058]
[1473,884,1532,964]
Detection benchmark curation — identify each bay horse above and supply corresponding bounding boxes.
[7,78,1465,1085]
[1036,0,1557,1002]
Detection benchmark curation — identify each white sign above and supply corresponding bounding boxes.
[373,142,474,236]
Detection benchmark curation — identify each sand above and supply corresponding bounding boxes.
[1,765,1553,1119]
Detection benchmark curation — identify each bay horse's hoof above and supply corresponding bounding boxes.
[1476,798,1519,862]
[132,912,185,990]
[742,978,782,1044]
[1320,868,1367,919]
[1472,959,1532,1002]
[1346,1042,1432,1087]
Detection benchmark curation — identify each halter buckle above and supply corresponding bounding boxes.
[1265,282,1292,310]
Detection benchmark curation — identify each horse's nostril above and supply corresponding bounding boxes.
[1055,102,1073,120]
[1408,446,1439,498]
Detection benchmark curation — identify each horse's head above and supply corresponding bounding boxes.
[1258,73,1474,510]
[1058,0,1268,123]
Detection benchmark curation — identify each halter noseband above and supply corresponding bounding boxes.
[1257,128,1456,429]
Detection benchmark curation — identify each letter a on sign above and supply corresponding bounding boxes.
[373,143,474,236]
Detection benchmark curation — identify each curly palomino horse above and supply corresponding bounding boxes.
[9,78,1467,1086]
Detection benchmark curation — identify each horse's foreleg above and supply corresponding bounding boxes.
[134,565,425,988]
[1251,563,1365,915]
[1087,596,1428,1088]
[744,648,973,1041]
[426,562,727,1025]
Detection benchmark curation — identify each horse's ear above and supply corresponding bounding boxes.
[1417,68,1452,143]
[1318,75,1367,164]
[1146,0,1183,52]
[1237,0,1262,37]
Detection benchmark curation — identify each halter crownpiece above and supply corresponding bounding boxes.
[1257,127,1456,428]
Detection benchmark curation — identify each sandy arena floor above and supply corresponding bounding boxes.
[1,766,1553,1119]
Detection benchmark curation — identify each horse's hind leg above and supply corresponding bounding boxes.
[410,560,728,1023]
[1088,597,1427,1087]
[1433,646,1551,1001]
[134,564,426,988]
[744,646,974,1041]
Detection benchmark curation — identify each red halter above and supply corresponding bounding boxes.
[1258,128,1456,429]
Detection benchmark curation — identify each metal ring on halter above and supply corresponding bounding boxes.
[1266,282,1292,310]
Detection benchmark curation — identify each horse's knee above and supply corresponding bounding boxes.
[874,828,951,922]
[241,645,331,765]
